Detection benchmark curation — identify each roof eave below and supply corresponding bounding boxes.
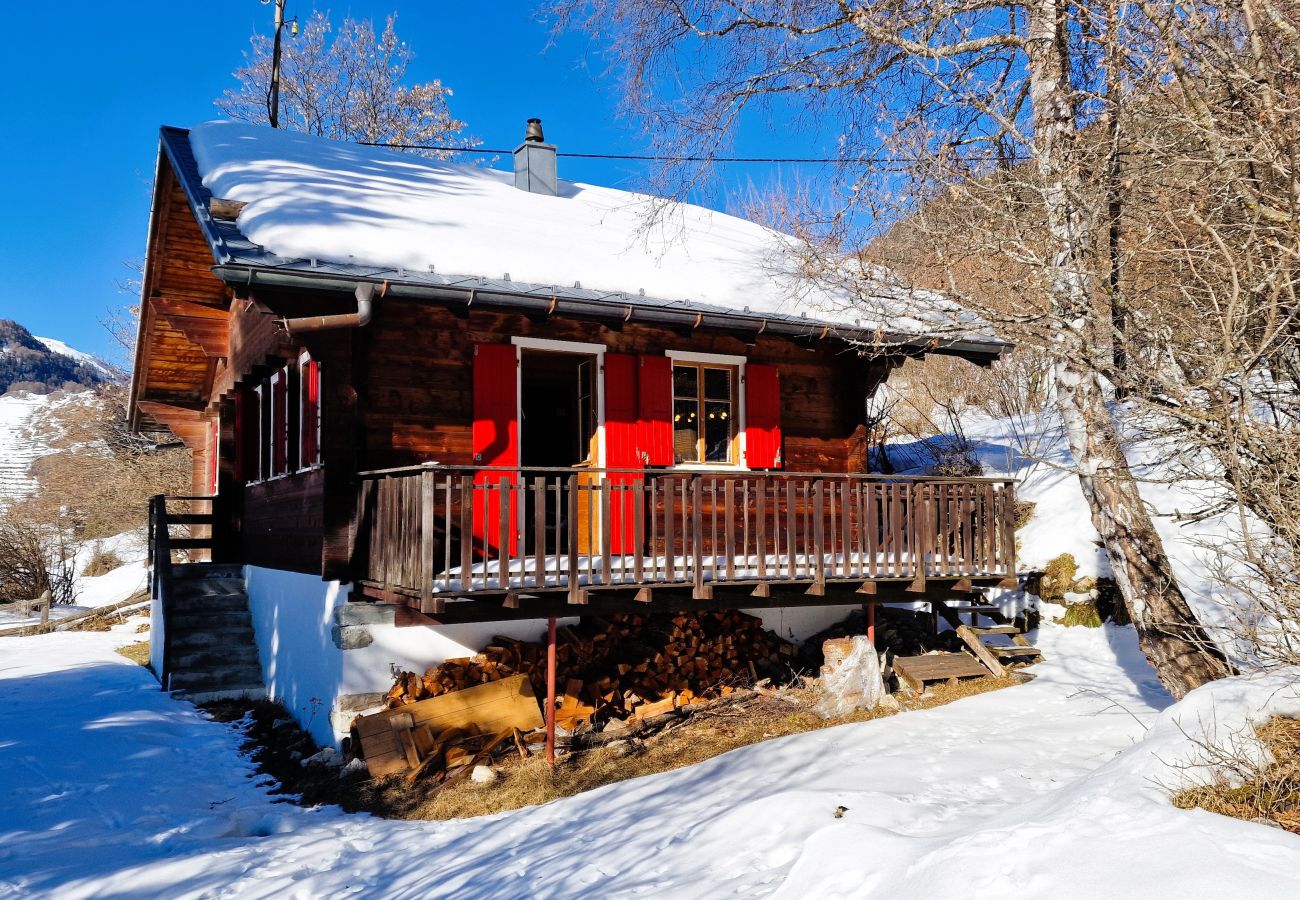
[210,263,1010,364]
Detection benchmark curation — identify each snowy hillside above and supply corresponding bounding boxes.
[33,335,115,380]
[0,323,109,508]
[0,393,53,505]
[0,390,103,509]
[0,319,110,395]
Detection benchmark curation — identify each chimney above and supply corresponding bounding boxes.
[513,118,557,196]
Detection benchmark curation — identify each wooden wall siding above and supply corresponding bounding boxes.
[134,155,232,419]
[224,298,290,390]
[242,469,325,574]
[358,302,892,474]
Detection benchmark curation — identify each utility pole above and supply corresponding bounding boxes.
[269,0,286,128]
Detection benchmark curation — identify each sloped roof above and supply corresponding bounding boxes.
[161,122,1007,360]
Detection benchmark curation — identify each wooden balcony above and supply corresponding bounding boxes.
[353,465,1017,619]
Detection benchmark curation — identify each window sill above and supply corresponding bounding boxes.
[664,462,751,473]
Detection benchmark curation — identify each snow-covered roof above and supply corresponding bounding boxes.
[168,122,1005,358]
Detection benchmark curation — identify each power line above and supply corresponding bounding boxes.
[354,140,1033,165]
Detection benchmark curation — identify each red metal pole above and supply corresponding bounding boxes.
[545,615,557,768]
[867,602,876,647]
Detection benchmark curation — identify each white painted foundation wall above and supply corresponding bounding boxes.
[243,565,859,748]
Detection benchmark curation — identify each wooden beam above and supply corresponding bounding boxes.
[380,577,999,626]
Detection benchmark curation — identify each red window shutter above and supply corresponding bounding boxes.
[471,343,519,557]
[637,355,673,467]
[745,364,782,469]
[302,358,320,467]
[604,354,642,555]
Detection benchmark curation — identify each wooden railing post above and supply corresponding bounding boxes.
[691,475,708,599]
[567,473,583,604]
[419,465,436,613]
[811,479,826,595]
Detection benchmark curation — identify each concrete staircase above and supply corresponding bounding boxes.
[163,563,266,703]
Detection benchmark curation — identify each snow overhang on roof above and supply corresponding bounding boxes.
[159,122,1010,363]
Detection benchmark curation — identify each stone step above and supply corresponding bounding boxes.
[167,608,252,629]
[171,684,267,704]
[171,564,244,580]
[171,644,261,670]
[169,664,265,692]
[169,593,249,614]
[970,625,1020,635]
[168,625,258,649]
[171,578,247,598]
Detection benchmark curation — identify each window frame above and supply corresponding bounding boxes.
[665,350,748,469]
[298,350,322,472]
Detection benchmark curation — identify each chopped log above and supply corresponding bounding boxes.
[358,675,544,777]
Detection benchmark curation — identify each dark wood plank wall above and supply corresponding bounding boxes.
[358,301,891,473]
[241,469,325,574]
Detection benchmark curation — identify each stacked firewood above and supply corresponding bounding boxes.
[386,610,797,727]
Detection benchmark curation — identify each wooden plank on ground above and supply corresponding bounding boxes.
[893,652,991,685]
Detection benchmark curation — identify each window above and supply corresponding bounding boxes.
[269,366,289,477]
[672,362,738,464]
[239,354,321,484]
[298,350,321,470]
[253,382,269,480]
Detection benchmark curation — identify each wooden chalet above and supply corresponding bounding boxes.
[131,120,1018,730]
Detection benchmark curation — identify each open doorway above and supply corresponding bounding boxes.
[520,349,598,553]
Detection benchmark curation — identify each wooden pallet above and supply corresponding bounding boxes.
[892,653,991,692]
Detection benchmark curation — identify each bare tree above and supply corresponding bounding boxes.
[551,0,1240,696]
[217,10,472,152]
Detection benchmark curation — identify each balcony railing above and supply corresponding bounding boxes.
[354,465,1017,608]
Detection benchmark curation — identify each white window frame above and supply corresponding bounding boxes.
[268,366,289,480]
[665,350,749,470]
[297,349,322,472]
[510,336,608,469]
[252,382,267,483]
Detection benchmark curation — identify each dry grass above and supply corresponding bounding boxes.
[1172,716,1300,834]
[398,674,1026,821]
[115,640,151,667]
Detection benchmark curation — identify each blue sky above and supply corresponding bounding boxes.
[0,2,840,365]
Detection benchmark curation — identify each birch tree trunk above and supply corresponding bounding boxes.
[1025,0,1233,697]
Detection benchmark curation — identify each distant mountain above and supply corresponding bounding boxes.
[0,320,113,395]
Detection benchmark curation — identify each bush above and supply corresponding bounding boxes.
[1036,553,1079,601]
[1061,599,1103,628]
[1013,500,1037,530]
[82,545,123,578]
[0,519,77,605]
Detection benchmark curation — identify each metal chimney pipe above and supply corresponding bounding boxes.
[514,118,557,196]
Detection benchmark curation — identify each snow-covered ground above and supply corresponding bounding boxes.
[2,618,1297,897]
[0,532,148,631]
